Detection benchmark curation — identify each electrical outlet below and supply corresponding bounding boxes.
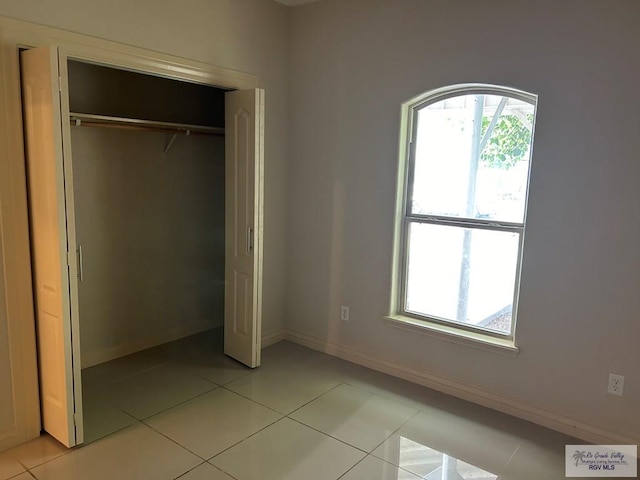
[340,306,349,322]
[608,373,624,397]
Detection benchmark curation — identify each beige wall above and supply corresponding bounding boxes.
[72,128,225,367]
[0,0,289,336]
[288,0,640,440]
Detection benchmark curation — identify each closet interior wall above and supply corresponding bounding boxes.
[67,61,227,368]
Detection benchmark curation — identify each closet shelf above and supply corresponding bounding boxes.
[69,112,225,136]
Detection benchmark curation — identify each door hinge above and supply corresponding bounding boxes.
[58,76,63,93]
[67,251,73,266]
[72,413,77,426]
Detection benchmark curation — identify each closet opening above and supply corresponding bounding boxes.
[20,46,264,447]
[66,60,232,443]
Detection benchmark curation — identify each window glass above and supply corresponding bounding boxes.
[405,223,519,334]
[411,94,534,224]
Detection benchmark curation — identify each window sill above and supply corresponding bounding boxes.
[383,314,519,358]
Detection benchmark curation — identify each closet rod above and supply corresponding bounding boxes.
[69,112,225,136]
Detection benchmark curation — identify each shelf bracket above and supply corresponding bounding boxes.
[163,133,178,155]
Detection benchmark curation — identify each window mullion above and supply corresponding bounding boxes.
[405,214,523,233]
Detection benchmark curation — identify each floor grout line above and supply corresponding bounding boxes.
[139,421,210,463]
[366,408,422,455]
[284,381,345,417]
[205,414,285,461]
[81,421,139,447]
[170,460,207,480]
[138,383,220,421]
[335,454,369,480]
[284,415,370,456]
[217,385,288,416]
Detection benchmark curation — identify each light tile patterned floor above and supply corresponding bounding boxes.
[1,331,580,479]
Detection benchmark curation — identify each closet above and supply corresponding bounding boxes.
[20,46,264,448]
[68,60,227,369]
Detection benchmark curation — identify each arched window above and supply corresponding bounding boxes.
[391,84,537,343]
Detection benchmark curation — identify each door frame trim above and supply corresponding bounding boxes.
[0,15,259,450]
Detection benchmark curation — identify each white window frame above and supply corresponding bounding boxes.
[388,84,537,352]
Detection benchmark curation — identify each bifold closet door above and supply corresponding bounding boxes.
[21,45,83,447]
[224,88,265,368]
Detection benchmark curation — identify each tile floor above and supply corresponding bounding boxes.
[0,331,583,479]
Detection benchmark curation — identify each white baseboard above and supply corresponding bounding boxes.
[85,326,283,368]
[284,329,638,446]
[262,329,287,348]
[82,321,217,368]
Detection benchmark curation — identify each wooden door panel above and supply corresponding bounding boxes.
[21,46,80,447]
[224,89,264,368]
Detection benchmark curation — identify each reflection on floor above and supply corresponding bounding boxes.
[1,332,580,479]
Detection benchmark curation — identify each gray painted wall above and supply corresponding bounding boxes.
[72,128,224,366]
[288,0,640,440]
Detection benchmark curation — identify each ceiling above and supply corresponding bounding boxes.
[274,0,322,6]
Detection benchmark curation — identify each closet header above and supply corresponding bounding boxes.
[68,60,227,128]
[69,112,225,136]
